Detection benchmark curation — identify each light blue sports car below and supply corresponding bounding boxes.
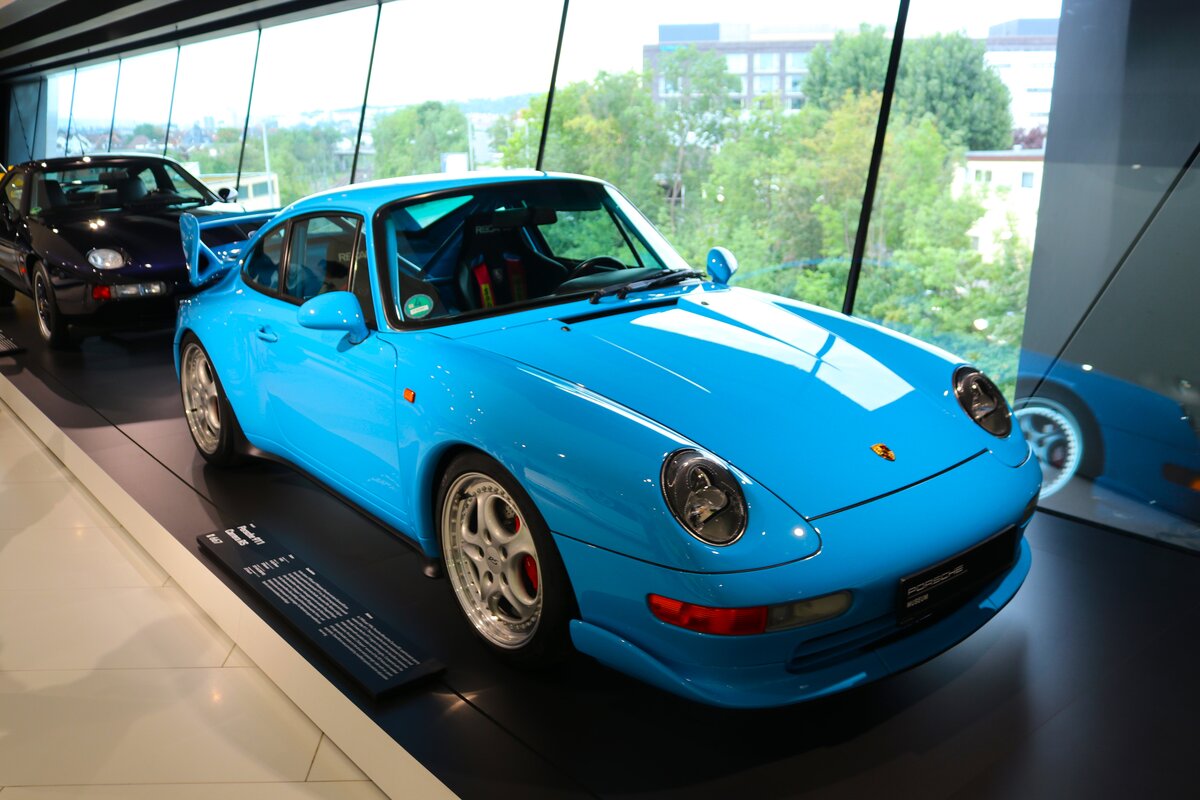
[175,171,1041,708]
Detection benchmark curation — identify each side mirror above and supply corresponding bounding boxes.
[217,187,238,203]
[706,246,739,286]
[297,291,368,345]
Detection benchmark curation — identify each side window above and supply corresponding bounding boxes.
[282,215,361,303]
[3,172,25,212]
[244,224,286,291]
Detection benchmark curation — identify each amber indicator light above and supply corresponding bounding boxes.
[403,388,416,403]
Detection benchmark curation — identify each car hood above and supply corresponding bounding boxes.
[36,206,231,279]
[457,289,981,519]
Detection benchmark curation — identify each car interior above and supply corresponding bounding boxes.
[384,182,669,321]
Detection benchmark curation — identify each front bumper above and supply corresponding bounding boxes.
[557,448,1041,708]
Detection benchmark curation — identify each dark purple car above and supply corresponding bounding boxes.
[0,154,246,347]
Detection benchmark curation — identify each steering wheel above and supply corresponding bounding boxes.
[564,255,625,281]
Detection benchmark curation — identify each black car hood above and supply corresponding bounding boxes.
[33,205,230,281]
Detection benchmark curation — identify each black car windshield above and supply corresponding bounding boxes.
[28,160,211,218]
[376,179,691,324]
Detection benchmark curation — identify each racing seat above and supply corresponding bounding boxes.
[318,240,352,294]
[455,211,566,310]
[117,177,148,204]
[32,178,67,211]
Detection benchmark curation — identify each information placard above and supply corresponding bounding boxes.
[199,522,442,700]
[0,330,25,356]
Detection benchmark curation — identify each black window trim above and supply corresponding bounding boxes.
[371,177,653,331]
[242,210,366,310]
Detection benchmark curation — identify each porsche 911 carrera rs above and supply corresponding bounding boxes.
[175,170,1040,708]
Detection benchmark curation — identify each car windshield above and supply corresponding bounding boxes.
[376,179,691,323]
[27,160,211,218]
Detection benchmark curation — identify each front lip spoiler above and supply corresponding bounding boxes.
[807,449,988,522]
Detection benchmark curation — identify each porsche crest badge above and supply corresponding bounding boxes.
[871,443,896,461]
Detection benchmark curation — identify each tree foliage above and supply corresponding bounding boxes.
[805,27,1013,150]
[373,101,468,179]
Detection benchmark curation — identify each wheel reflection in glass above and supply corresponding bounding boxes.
[1015,397,1082,497]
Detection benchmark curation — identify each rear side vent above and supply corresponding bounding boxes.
[559,297,677,325]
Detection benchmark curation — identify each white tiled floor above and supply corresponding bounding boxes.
[0,400,388,798]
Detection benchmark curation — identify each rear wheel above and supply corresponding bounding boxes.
[32,262,70,348]
[438,452,575,665]
[179,334,242,466]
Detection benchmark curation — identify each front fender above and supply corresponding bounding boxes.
[391,333,821,572]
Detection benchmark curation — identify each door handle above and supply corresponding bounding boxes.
[255,326,278,343]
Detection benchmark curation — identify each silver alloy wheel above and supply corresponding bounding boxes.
[441,472,543,649]
[1015,397,1082,497]
[33,270,53,340]
[181,342,222,455]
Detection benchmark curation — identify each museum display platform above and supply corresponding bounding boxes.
[1,294,1197,799]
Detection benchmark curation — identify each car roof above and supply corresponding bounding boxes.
[13,154,181,171]
[284,170,609,217]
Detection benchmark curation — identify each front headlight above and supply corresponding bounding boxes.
[87,248,125,270]
[954,365,1012,437]
[661,449,747,545]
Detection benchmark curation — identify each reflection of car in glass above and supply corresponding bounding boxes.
[175,172,1041,708]
[1017,351,1200,520]
[0,155,244,346]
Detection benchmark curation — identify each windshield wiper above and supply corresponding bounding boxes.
[589,268,701,304]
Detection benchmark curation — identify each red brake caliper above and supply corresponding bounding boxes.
[522,553,539,594]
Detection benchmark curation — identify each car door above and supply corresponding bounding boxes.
[0,169,29,286]
[252,213,405,518]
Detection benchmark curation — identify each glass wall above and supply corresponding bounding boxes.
[242,6,377,205]
[166,32,260,204]
[855,3,1061,399]
[531,1,898,313]
[67,61,121,155]
[48,70,75,158]
[109,49,179,156]
[1016,0,1200,550]
[361,0,563,183]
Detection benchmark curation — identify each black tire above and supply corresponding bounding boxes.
[0,281,14,307]
[32,262,70,348]
[437,451,576,666]
[178,333,244,466]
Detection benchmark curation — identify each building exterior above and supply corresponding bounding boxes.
[644,19,1058,128]
[644,24,829,110]
[985,20,1058,132]
[952,149,1045,262]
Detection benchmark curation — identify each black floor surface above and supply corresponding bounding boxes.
[1,295,1198,799]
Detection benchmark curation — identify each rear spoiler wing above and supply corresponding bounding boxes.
[181,210,280,287]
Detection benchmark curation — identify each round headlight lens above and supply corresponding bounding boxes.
[661,450,748,546]
[954,366,1012,437]
[87,248,125,270]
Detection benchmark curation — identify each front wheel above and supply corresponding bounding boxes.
[437,452,575,665]
[179,334,242,466]
[32,262,70,348]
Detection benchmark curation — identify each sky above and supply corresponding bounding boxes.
[51,0,1063,128]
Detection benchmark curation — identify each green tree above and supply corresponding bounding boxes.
[805,27,1013,151]
[373,101,468,179]
[657,46,739,235]
[804,25,890,109]
[899,33,1012,150]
